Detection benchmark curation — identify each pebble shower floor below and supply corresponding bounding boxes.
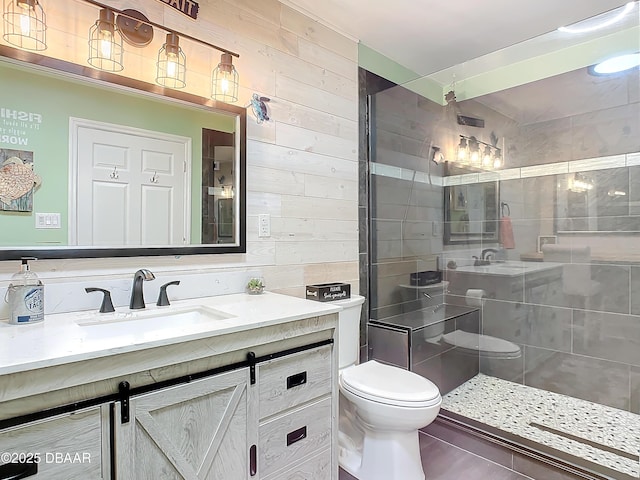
[443,374,640,478]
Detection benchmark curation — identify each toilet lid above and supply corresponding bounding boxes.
[441,330,521,357]
[340,360,440,407]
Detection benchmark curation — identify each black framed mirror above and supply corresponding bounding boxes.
[0,45,246,259]
[443,165,499,245]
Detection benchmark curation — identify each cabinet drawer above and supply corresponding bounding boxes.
[258,397,331,478]
[258,345,332,418]
[0,407,106,480]
[266,449,331,480]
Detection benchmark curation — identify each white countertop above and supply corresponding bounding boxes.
[0,292,340,377]
[453,261,563,277]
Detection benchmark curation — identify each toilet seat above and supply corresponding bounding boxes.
[441,330,521,358]
[340,360,441,408]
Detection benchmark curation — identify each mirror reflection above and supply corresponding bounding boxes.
[556,166,640,232]
[443,165,499,245]
[0,50,246,258]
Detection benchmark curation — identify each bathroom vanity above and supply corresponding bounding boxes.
[0,292,340,480]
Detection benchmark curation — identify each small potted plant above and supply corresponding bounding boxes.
[247,277,265,295]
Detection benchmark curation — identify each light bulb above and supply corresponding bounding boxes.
[16,0,32,34]
[220,76,230,93]
[19,13,30,35]
[493,158,502,169]
[166,53,177,77]
[100,32,112,59]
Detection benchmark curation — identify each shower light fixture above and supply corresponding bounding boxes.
[2,0,46,51]
[43,0,241,99]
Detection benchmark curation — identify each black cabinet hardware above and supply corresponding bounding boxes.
[0,461,38,480]
[286,426,307,446]
[249,444,257,476]
[286,371,307,389]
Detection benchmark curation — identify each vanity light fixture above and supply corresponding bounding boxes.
[78,0,240,99]
[457,136,468,162]
[2,0,46,51]
[455,135,503,170]
[156,33,186,88]
[88,8,124,72]
[212,52,239,102]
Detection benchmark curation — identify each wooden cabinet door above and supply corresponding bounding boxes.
[114,368,252,480]
[0,406,109,479]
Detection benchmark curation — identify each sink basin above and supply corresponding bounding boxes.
[76,306,235,338]
[490,265,524,272]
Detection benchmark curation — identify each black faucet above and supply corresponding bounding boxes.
[130,269,155,309]
[482,248,498,261]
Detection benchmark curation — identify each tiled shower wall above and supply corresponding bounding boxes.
[369,84,444,321]
[443,67,640,414]
[367,64,640,415]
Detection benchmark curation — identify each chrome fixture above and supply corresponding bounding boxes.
[130,268,155,309]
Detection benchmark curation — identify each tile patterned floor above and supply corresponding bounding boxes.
[339,432,533,480]
[443,374,640,478]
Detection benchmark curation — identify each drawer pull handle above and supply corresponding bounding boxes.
[0,461,38,479]
[286,371,307,389]
[286,426,307,446]
[249,444,257,476]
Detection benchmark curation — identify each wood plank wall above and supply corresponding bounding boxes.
[0,0,360,298]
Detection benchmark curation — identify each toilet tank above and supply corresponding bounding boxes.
[331,295,365,370]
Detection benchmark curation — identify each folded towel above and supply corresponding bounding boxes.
[500,216,515,249]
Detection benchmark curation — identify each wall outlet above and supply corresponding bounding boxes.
[258,214,270,237]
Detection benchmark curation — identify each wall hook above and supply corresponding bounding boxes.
[150,171,159,183]
[109,166,119,179]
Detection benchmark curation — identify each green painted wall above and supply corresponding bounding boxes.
[0,61,235,246]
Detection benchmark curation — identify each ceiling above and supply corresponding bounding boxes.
[282,0,631,76]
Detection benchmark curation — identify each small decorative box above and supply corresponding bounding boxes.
[305,282,350,302]
[409,271,442,286]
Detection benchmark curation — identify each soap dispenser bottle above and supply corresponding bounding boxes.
[7,258,44,324]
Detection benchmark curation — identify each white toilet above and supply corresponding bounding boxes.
[334,295,441,480]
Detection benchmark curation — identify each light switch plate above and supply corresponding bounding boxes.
[35,213,61,229]
[258,214,270,237]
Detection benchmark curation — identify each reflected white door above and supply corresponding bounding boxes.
[70,118,191,246]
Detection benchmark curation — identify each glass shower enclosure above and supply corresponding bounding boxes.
[366,3,640,478]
